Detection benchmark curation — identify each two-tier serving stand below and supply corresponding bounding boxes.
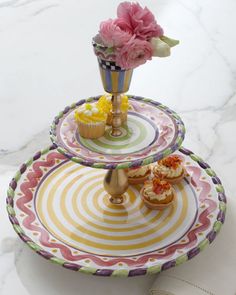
[50,58,186,205]
[6,55,226,277]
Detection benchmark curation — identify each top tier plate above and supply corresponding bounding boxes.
[50,96,185,169]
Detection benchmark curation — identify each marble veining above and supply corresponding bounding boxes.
[0,1,236,294]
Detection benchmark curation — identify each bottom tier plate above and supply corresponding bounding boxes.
[6,146,226,277]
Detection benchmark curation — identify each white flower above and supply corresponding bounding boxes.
[151,37,171,57]
[160,35,179,47]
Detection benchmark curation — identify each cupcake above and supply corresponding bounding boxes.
[153,155,185,184]
[97,94,129,125]
[141,178,176,210]
[126,165,151,184]
[74,103,107,139]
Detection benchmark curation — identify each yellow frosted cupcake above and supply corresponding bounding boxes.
[74,103,107,139]
[141,178,176,210]
[97,94,129,125]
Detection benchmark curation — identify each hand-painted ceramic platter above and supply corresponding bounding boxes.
[7,145,226,276]
[50,96,185,169]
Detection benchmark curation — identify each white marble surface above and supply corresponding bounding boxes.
[0,0,236,294]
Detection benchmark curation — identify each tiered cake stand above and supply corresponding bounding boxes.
[6,44,226,276]
[50,95,185,204]
[6,95,226,276]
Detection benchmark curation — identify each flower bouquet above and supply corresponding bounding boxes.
[93,1,179,93]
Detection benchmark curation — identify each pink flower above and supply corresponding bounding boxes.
[113,17,133,35]
[99,18,132,47]
[117,2,164,40]
[116,36,153,69]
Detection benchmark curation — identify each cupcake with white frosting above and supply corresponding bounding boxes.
[141,178,176,210]
[153,155,185,184]
[74,103,107,139]
[126,165,151,184]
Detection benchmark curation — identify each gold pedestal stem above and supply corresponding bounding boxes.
[103,169,129,204]
[111,94,122,137]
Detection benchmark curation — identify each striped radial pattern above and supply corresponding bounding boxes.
[35,161,198,256]
[77,114,157,155]
[52,96,186,169]
[9,147,225,276]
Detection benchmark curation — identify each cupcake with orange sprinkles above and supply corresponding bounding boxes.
[126,165,151,184]
[141,178,176,210]
[153,155,185,184]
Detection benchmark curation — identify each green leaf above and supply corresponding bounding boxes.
[106,47,114,54]
[160,35,180,47]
